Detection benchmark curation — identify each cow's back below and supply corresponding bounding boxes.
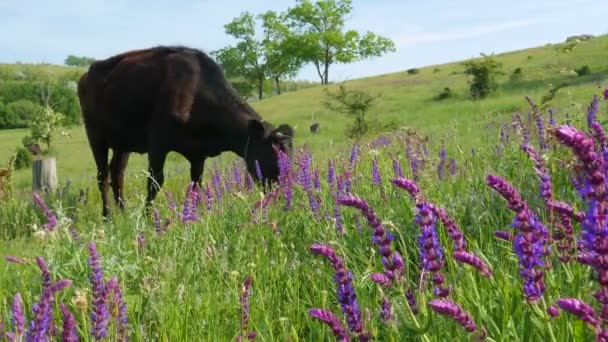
[79,47,203,152]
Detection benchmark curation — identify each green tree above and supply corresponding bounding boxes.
[64,55,95,67]
[260,11,303,95]
[287,0,395,84]
[213,12,267,100]
[463,54,504,100]
[28,106,67,150]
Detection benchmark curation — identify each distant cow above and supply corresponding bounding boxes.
[78,46,294,217]
[310,122,320,134]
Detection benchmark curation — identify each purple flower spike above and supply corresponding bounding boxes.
[604,88,608,101]
[429,299,476,333]
[88,242,110,340]
[449,159,457,176]
[60,303,79,342]
[392,158,403,178]
[371,273,391,287]
[453,251,492,278]
[391,178,420,199]
[337,196,404,283]
[487,175,549,302]
[437,146,447,180]
[32,192,58,231]
[415,202,448,297]
[328,160,336,191]
[495,231,512,241]
[349,143,359,169]
[237,276,255,341]
[406,288,419,315]
[254,160,263,182]
[12,293,25,338]
[6,256,25,264]
[298,152,319,217]
[380,297,392,323]
[310,243,367,338]
[371,158,381,186]
[557,299,599,327]
[308,309,349,342]
[547,305,560,318]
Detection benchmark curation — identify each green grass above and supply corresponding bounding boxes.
[0,35,607,341]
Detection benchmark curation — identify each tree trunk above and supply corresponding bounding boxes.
[32,157,57,193]
[323,61,330,85]
[275,77,281,95]
[313,61,324,84]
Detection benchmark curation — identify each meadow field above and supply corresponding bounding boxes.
[0,36,607,341]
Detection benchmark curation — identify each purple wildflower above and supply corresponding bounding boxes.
[604,88,608,101]
[416,202,449,297]
[392,157,403,178]
[32,193,58,231]
[205,184,214,212]
[405,144,419,179]
[515,114,530,144]
[314,169,321,191]
[89,242,110,340]
[163,190,178,214]
[349,143,359,170]
[487,175,549,302]
[337,196,404,285]
[254,160,263,182]
[431,205,467,252]
[237,276,255,341]
[245,173,254,191]
[233,162,243,189]
[587,95,600,131]
[429,299,476,333]
[308,309,348,342]
[437,145,447,180]
[181,182,199,223]
[391,178,420,199]
[547,305,560,318]
[60,303,79,342]
[380,297,392,323]
[6,256,25,264]
[453,251,492,278]
[371,158,381,186]
[12,293,25,338]
[153,208,162,234]
[298,152,319,217]
[449,159,457,176]
[310,243,368,340]
[328,160,336,191]
[495,231,512,241]
[557,299,599,327]
[405,288,419,315]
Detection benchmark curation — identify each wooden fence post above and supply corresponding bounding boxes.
[32,157,57,193]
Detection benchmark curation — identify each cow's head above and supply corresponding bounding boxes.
[245,119,294,184]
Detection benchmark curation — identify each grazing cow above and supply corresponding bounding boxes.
[310,122,320,134]
[78,46,294,217]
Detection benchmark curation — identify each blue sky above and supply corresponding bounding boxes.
[0,0,607,82]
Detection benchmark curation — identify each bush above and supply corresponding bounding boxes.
[2,100,43,128]
[323,84,381,139]
[463,54,503,100]
[435,87,453,101]
[433,68,440,73]
[575,65,591,76]
[407,68,419,75]
[13,147,32,170]
[510,67,524,82]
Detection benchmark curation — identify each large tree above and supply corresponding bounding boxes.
[260,11,303,95]
[64,55,95,67]
[213,12,266,100]
[213,11,302,100]
[287,0,395,84]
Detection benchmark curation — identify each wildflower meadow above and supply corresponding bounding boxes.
[2,89,608,341]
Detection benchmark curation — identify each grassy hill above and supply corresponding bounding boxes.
[0,35,607,190]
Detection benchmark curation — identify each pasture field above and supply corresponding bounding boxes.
[0,36,607,341]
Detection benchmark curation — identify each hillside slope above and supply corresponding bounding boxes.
[0,35,606,189]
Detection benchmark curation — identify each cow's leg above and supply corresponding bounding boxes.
[91,143,111,218]
[110,150,130,211]
[145,149,168,206]
[189,158,206,188]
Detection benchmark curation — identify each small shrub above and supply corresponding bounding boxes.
[527,55,533,60]
[510,67,524,82]
[463,54,503,100]
[435,87,453,101]
[323,84,381,139]
[575,65,591,76]
[407,68,419,75]
[433,68,441,73]
[14,147,32,170]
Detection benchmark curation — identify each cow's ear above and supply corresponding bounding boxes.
[248,119,266,139]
